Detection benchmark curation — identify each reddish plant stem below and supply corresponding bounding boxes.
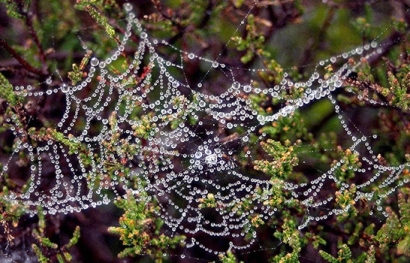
[0,38,45,77]
[23,11,46,66]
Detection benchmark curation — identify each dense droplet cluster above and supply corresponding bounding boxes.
[1,3,409,255]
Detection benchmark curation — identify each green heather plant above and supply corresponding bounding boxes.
[0,0,409,262]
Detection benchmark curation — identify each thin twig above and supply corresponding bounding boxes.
[0,38,45,77]
[298,7,336,74]
[23,11,46,65]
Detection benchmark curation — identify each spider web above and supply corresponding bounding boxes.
[1,1,409,259]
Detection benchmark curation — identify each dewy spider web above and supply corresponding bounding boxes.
[1,1,409,256]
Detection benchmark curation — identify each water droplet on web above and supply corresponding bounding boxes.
[232,82,240,90]
[195,151,202,159]
[46,77,52,85]
[243,85,252,93]
[124,3,133,12]
[90,57,99,66]
[205,154,218,165]
[212,61,219,68]
[61,84,69,93]
[334,80,342,88]
[172,81,179,88]
[188,53,195,59]
[140,32,148,39]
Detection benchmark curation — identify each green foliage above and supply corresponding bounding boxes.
[319,243,352,263]
[219,250,244,263]
[375,192,410,256]
[0,187,26,226]
[32,243,50,263]
[0,0,24,19]
[31,210,81,262]
[108,192,185,261]
[75,1,118,42]
[254,139,299,180]
[319,242,376,263]
[304,229,327,249]
[272,219,302,263]
[333,149,361,185]
[259,112,310,142]
[385,71,410,110]
[67,50,93,85]
[0,72,20,106]
[198,193,217,208]
[232,14,270,63]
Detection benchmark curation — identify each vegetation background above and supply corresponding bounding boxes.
[0,0,409,262]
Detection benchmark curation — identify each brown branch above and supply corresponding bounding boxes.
[367,31,404,67]
[0,38,45,77]
[23,10,46,66]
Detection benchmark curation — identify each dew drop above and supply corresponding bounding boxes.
[172,81,180,88]
[243,85,252,93]
[195,151,202,159]
[61,84,69,93]
[334,80,342,88]
[140,32,148,39]
[124,3,133,12]
[188,53,195,59]
[90,57,99,67]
